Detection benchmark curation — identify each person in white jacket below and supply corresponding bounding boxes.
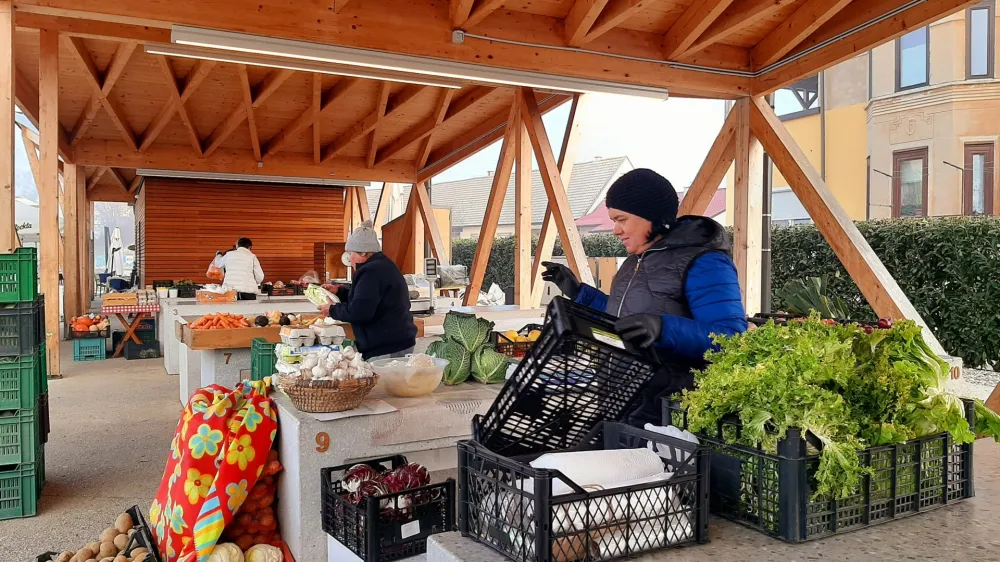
[214,238,264,299]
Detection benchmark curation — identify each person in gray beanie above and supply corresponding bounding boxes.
[318,220,417,358]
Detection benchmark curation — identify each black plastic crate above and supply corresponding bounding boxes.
[492,323,544,360]
[124,340,160,360]
[151,280,174,289]
[36,505,162,562]
[321,455,455,562]
[174,285,200,298]
[39,392,48,444]
[0,298,42,355]
[473,297,659,457]
[663,399,975,543]
[459,422,709,562]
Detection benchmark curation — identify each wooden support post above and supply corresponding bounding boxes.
[678,105,738,216]
[63,164,81,320]
[350,186,363,229]
[39,28,60,378]
[464,101,518,305]
[732,98,763,315]
[986,383,1000,417]
[355,186,371,223]
[513,108,532,309]
[373,183,391,237]
[412,181,447,264]
[519,88,593,286]
[0,1,13,253]
[747,96,946,355]
[530,94,583,307]
[76,171,88,313]
[343,186,355,239]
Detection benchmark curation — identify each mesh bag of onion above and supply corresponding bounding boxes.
[220,449,284,551]
[320,455,456,562]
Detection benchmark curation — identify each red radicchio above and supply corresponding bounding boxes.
[383,462,430,492]
[353,479,390,508]
[343,463,380,493]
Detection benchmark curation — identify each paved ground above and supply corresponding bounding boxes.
[0,341,180,562]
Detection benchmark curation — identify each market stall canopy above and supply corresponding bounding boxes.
[9,0,976,199]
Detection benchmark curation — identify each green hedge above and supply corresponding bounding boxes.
[452,218,1000,368]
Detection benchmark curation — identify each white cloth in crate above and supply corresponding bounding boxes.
[529,448,665,490]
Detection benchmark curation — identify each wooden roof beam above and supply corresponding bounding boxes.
[564,0,610,47]
[681,0,796,58]
[65,37,138,150]
[751,0,852,68]
[321,84,427,163]
[14,12,171,43]
[203,68,294,157]
[14,68,71,159]
[662,0,737,60]
[450,0,476,27]
[462,0,507,29]
[237,65,261,161]
[755,0,978,93]
[86,166,107,192]
[416,89,456,168]
[263,77,361,157]
[582,0,651,45]
[375,86,497,166]
[367,82,392,168]
[313,74,322,164]
[140,58,213,152]
[105,166,129,196]
[128,174,143,195]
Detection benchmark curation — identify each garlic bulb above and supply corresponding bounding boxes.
[343,347,356,360]
[302,356,319,370]
[312,365,326,379]
[331,368,348,380]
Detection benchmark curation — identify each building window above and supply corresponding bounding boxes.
[892,148,929,217]
[775,75,820,120]
[964,142,995,215]
[896,27,929,91]
[968,1,995,79]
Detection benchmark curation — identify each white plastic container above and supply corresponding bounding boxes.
[370,356,449,398]
[168,288,179,298]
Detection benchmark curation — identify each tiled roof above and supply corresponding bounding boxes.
[576,188,727,232]
[426,156,631,228]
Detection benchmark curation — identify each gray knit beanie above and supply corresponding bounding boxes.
[345,220,382,253]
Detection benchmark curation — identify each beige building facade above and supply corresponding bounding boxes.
[868,1,999,218]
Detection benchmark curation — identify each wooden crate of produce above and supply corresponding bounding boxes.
[102,293,138,306]
[178,320,281,350]
[196,290,237,304]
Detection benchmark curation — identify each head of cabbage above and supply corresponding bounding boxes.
[471,346,509,384]
[427,339,472,385]
[443,311,494,353]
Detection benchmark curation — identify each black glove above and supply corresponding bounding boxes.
[541,261,581,300]
[614,313,663,349]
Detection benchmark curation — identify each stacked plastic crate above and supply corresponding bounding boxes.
[0,247,46,520]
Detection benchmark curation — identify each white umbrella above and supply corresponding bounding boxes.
[108,227,124,276]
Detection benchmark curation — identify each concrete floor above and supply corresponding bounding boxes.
[2,339,999,562]
[0,341,181,562]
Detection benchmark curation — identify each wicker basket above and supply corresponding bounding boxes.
[278,374,379,413]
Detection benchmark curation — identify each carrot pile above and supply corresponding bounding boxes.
[190,313,251,330]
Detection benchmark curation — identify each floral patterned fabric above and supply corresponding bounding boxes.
[151,380,278,562]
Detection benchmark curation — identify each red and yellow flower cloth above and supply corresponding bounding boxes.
[151,379,278,562]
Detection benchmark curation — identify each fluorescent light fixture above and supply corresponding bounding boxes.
[171,25,670,100]
[144,43,465,89]
[136,169,371,188]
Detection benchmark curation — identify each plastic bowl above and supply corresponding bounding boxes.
[370,356,449,398]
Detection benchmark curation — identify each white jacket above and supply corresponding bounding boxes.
[215,247,264,293]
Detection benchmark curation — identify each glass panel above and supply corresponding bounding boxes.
[900,28,928,88]
[972,153,986,215]
[970,8,990,77]
[899,158,924,216]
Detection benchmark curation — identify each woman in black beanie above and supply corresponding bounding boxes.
[542,168,747,426]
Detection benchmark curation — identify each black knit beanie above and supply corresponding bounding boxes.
[605,168,679,227]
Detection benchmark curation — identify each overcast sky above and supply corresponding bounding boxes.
[434,94,726,190]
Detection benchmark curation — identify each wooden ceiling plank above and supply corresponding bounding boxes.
[366,81,392,168]
[416,89,455,168]
[682,0,796,58]
[450,0,476,27]
[751,0,853,68]
[755,0,977,93]
[464,0,507,29]
[86,166,107,191]
[204,68,295,158]
[141,59,214,152]
[106,166,129,194]
[375,86,481,166]
[180,60,215,101]
[64,36,138,150]
[564,0,610,46]
[313,74,322,164]
[263,77,361,157]
[583,0,650,44]
[101,41,136,95]
[444,86,494,120]
[662,0,737,60]
[321,84,429,162]
[70,96,101,146]
[238,65,261,161]
[156,56,203,156]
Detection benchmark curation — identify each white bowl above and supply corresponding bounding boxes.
[370,356,449,398]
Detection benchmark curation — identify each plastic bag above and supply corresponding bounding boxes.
[438,265,469,288]
[299,270,321,285]
[206,258,225,282]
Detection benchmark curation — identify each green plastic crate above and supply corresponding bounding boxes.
[0,461,39,520]
[0,248,37,304]
[0,298,42,356]
[73,338,105,362]
[0,406,39,466]
[250,338,276,382]
[0,351,41,410]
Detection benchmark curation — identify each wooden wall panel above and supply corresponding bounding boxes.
[138,178,346,285]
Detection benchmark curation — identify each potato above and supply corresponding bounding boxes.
[113,534,129,550]
[100,558,114,562]
[131,554,148,562]
[99,527,119,543]
[113,556,127,562]
[130,548,148,558]
[85,559,97,562]
[127,528,136,538]
[115,512,134,534]
[56,553,73,562]
[75,548,96,561]
[98,542,117,558]
[86,542,102,555]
